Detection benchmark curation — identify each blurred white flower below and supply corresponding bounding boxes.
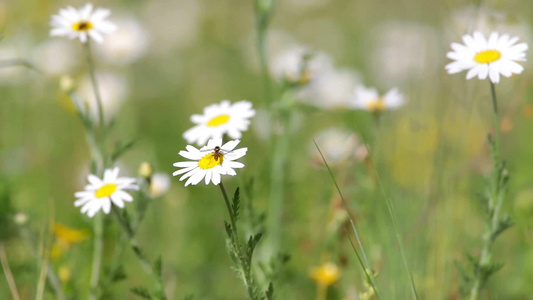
[183,100,255,146]
[32,39,79,77]
[311,127,365,167]
[78,71,129,123]
[173,139,247,186]
[349,85,405,112]
[74,167,138,217]
[371,21,439,87]
[298,68,361,110]
[97,16,149,65]
[270,45,333,84]
[50,3,116,44]
[446,31,527,84]
[149,173,171,198]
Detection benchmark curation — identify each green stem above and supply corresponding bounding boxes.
[352,120,419,300]
[113,208,167,299]
[268,112,291,254]
[255,1,273,106]
[88,213,104,300]
[219,182,257,299]
[468,82,503,300]
[84,41,105,129]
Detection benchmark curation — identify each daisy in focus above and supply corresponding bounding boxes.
[173,138,247,186]
[74,167,138,217]
[445,31,528,83]
[183,100,255,146]
[50,3,117,44]
[349,85,405,113]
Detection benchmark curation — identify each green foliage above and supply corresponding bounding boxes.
[131,287,152,300]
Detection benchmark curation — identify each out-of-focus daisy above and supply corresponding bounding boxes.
[371,21,439,87]
[173,138,247,186]
[33,39,79,77]
[74,167,138,217]
[445,31,528,83]
[97,16,149,65]
[311,127,366,167]
[78,71,129,124]
[183,100,255,146]
[50,3,116,44]
[149,173,171,198]
[310,262,342,286]
[298,68,361,110]
[349,85,405,113]
[270,45,332,84]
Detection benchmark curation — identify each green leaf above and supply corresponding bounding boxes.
[111,138,139,162]
[131,286,152,299]
[265,282,274,300]
[154,256,163,278]
[232,187,241,220]
[111,265,127,282]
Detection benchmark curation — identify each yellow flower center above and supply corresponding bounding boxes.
[474,50,501,64]
[367,98,386,112]
[95,183,117,198]
[207,114,230,127]
[310,263,341,286]
[72,21,93,31]
[198,153,224,169]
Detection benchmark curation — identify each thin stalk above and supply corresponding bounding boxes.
[88,213,104,300]
[0,243,21,300]
[84,41,105,129]
[254,0,273,105]
[315,283,327,300]
[313,141,381,299]
[468,82,503,300]
[112,207,167,299]
[352,121,419,300]
[268,119,290,253]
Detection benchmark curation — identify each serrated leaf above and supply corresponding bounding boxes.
[154,256,162,278]
[111,265,127,282]
[265,282,274,300]
[232,187,241,220]
[131,286,152,299]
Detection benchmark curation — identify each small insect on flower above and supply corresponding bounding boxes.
[50,3,117,44]
[445,31,528,84]
[74,167,138,217]
[183,100,255,146]
[173,138,247,186]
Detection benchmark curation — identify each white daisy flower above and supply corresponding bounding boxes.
[172,138,247,186]
[74,167,138,218]
[445,31,528,83]
[183,100,255,146]
[349,85,405,113]
[50,3,117,44]
[149,173,171,198]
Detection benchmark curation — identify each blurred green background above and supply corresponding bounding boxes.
[1,0,533,299]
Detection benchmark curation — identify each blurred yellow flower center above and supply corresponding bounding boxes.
[474,50,501,64]
[72,21,93,31]
[95,183,117,198]
[207,114,230,127]
[310,262,341,286]
[199,153,224,169]
[367,98,386,112]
